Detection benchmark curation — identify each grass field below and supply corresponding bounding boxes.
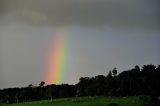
[1,96,142,106]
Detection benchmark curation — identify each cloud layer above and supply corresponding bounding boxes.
[0,0,159,29]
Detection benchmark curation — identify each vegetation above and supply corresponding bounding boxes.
[0,64,160,106]
[1,96,140,106]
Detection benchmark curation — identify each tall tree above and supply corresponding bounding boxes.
[39,81,45,87]
[112,68,117,77]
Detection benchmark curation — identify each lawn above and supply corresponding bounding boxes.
[1,96,140,106]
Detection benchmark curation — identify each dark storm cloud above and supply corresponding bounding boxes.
[0,0,159,29]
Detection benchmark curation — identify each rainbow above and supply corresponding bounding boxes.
[45,30,71,84]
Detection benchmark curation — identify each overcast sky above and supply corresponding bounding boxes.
[0,0,160,89]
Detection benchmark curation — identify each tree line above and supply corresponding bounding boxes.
[0,64,160,104]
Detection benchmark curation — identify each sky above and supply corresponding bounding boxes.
[0,0,160,89]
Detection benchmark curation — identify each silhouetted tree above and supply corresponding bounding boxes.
[107,71,112,78]
[39,81,45,87]
[28,84,33,88]
[1,64,160,104]
[112,68,117,77]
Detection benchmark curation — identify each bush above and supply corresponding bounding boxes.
[139,95,149,102]
[108,103,119,106]
[139,95,150,106]
[150,95,160,106]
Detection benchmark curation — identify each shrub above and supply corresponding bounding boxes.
[139,95,150,106]
[108,103,119,106]
[149,95,160,106]
[139,95,149,102]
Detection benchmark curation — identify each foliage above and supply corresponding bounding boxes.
[1,96,139,106]
[112,68,117,77]
[108,103,119,106]
[139,95,150,106]
[39,81,45,87]
[0,64,160,105]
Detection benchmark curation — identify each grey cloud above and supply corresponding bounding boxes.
[0,0,159,29]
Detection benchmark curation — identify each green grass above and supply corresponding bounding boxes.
[1,96,140,106]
